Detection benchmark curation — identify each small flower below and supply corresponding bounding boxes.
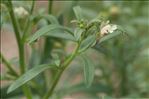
[109,24,117,33]
[100,24,117,36]
[14,7,28,18]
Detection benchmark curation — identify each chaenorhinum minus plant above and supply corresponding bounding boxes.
[1,1,125,99]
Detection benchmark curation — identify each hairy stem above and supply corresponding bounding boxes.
[43,43,80,99]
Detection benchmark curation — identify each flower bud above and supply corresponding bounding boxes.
[14,7,29,18]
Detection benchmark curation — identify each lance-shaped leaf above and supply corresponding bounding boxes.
[74,28,84,41]
[42,14,59,24]
[7,64,56,93]
[31,14,59,25]
[44,29,76,41]
[73,6,83,20]
[78,35,96,53]
[82,56,95,87]
[28,24,74,43]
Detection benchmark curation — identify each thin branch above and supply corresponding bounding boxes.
[48,0,53,14]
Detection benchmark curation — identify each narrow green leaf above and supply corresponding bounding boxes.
[79,35,96,53]
[82,56,95,87]
[1,86,23,98]
[7,64,56,93]
[73,6,83,20]
[28,24,74,43]
[42,14,59,24]
[74,28,84,41]
[45,29,76,41]
[31,14,59,25]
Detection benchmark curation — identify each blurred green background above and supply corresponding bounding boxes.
[1,1,149,99]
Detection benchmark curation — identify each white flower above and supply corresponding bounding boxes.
[14,7,28,18]
[109,25,117,33]
[100,24,117,36]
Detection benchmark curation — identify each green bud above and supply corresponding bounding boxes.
[79,23,84,28]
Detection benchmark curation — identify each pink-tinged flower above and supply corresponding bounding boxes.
[100,24,117,36]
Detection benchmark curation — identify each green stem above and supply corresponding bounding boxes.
[7,1,32,98]
[30,0,35,15]
[0,53,19,77]
[22,85,32,99]
[42,0,53,90]
[7,1,25,74]
[120,63,128,96]
[43,43,80,99]
[48,0,53,14]
[42,0,53,63]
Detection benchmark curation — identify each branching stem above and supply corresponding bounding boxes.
[43,43,80,99]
